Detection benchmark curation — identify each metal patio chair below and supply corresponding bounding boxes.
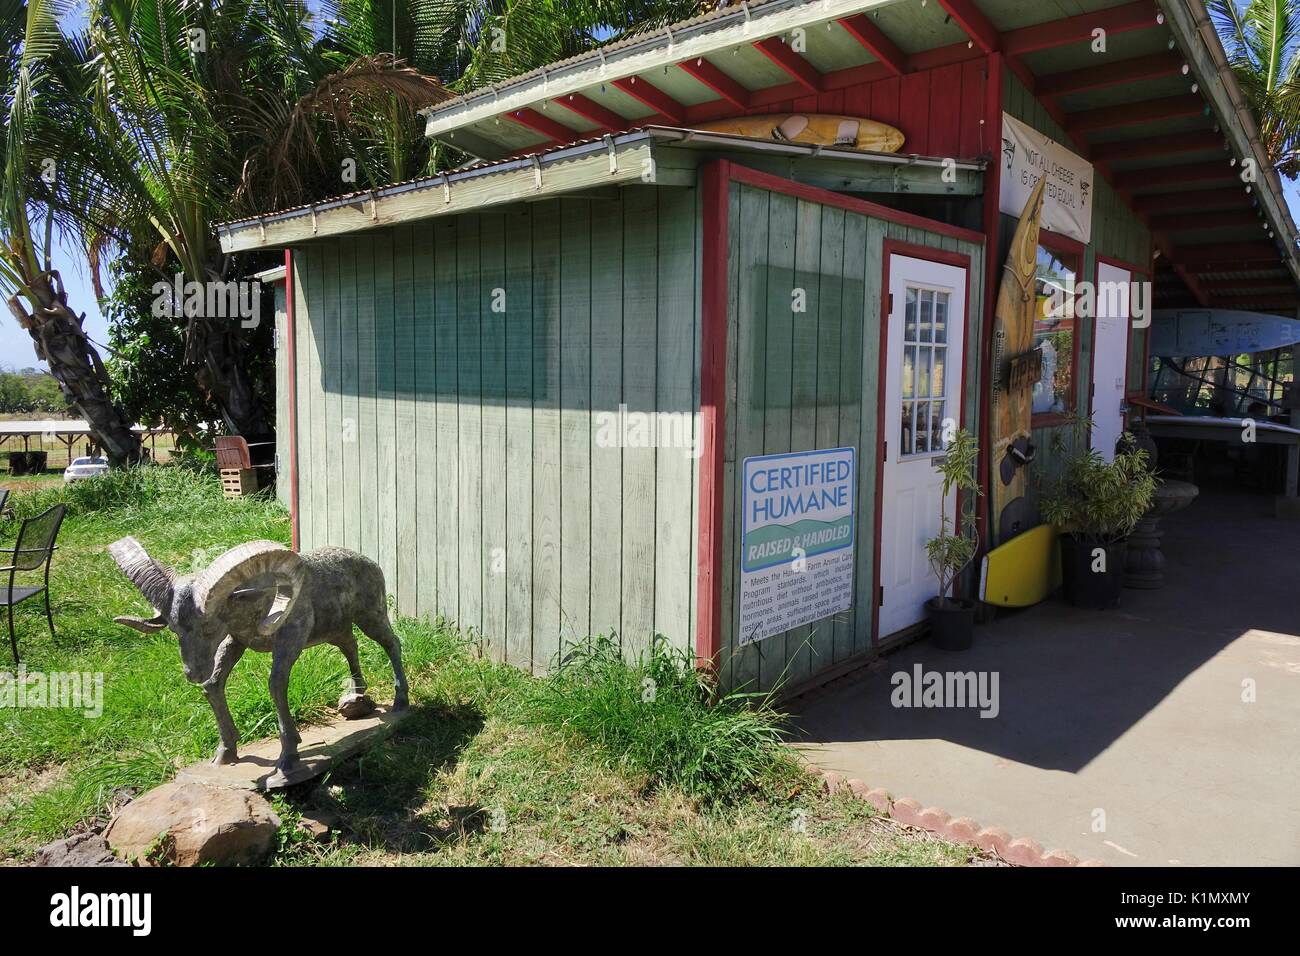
[1,503,65,664]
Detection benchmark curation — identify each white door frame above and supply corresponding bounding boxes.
[877,250,969,640]
[1091,260,1133,463]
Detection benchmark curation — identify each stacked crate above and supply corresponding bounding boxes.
[216,437,259,499]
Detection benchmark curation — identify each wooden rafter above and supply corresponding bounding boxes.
[837,13,906,75]
[1133,188,1252,214]
[1150,210,1263,232]
[1038,52,1183,97]
[1066,94,1206,133]
[1113,161,1236,190]
[1089,130,1223,163]
[554,93,625,132]
[938,0,1000,54]
[754,36,824,93]
[507,107,576,145]
[677,57,750,109]
[610,76,686,125]
[1002,1,1159,56]
[1177,241,1281,265]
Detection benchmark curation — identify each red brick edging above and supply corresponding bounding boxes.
[808,764,1106,867]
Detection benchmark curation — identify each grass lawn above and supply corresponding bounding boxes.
[0,467,988,866]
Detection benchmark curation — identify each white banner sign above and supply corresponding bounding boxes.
[1000,112,1093,244]
[738,447,856,646]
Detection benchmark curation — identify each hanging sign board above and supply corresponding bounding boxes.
[1000,112,1094,244]
[738,447,856,646]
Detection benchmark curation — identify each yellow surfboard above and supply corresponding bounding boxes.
[990,178,1046,546]
[693,114,905,153]
[979,523,1060,608]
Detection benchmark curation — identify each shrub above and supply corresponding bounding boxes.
[1039,417,1156,544]
[6,464,232,522]
[524,636,799,803]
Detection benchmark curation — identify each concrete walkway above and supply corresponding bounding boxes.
[792,492,1300,866]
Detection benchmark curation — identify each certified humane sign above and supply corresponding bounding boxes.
[739,447,856,646]
[1000,112,1093,244]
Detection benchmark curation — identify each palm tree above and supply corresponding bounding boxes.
[35,0,706,443]
[0,0,142,464]
[1211,0,1300,178]
[244,0,708,210]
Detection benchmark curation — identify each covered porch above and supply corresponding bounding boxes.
[792,490,1300,866]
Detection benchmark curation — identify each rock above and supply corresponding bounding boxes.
[337,692,378,720]
[297,811,337,841]
[105,781,281,867]
[34,832,127,867]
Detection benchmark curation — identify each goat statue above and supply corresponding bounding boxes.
[110,538,408,775]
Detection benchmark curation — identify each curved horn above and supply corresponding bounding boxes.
[192,541,306,637]
[114,613,169,634]
[109,537,176,615]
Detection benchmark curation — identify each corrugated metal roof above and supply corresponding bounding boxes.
[216,124,982,235]
[420,0,791,117]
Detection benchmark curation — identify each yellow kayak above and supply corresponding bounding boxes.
[693,113,905,153]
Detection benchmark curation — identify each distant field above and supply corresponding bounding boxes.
[1,421,177,474]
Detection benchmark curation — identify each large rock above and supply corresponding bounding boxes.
[105,781,281,866]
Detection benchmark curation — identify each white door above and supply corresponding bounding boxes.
[1092,262,1132,462]
[879,255,968,638]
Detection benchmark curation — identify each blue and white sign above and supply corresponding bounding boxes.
[739,447,856,646]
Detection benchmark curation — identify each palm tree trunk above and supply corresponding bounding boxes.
[190,315,270,436]
[7,269,143,466]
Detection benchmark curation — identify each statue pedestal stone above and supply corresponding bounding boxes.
[1123,479,1198,589]
[176,705,410,791]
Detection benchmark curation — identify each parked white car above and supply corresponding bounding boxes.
[63,456,109,483]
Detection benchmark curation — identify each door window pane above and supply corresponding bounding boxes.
[900,283,952,455]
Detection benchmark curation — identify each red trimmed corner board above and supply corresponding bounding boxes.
[284,249,300,552]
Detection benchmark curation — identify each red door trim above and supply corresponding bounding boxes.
[284,248,301,552]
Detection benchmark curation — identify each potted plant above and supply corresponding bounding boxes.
[1039,417,1156,609]
[925,429,981,651]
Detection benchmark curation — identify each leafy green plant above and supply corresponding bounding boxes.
[925,429,981,608]
[1039,417,1156,544]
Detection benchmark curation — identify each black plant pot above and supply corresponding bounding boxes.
[926,597,976,651]
[1059,535,1127,609]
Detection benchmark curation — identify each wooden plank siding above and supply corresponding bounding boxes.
[718,180,985,696]
[1002,68,1154,488]
[287,187,700,671]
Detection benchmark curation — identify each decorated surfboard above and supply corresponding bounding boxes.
[1151,308,1300,358]
[979,522,1060,607]
[693,114,905,153]
[991,177,1046,546]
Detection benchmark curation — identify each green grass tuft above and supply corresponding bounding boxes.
[524,636,801,803]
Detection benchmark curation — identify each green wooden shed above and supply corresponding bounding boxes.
[220,0,1300,697]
